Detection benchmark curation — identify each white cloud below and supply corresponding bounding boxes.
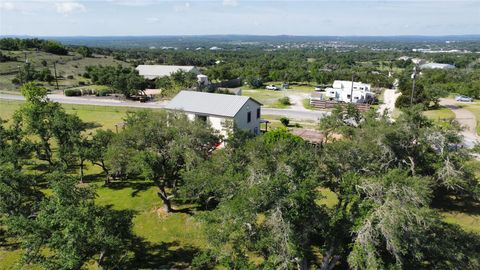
[223,0,238,7]
[0,2,16,12]
[174,2,190,12]
[147,17,159,23]
[107,0,156,7]
[55,1,86,15]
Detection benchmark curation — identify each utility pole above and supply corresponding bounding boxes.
[410,66,417,106]
[350,74,355,103]
[17,65,22,84]
[53,61,59,91]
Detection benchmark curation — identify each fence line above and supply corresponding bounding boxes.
[310,100,371,111]
[0,99,144,113]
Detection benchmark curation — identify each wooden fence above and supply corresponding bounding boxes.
[310,100,371,111]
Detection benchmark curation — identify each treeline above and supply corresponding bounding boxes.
[0,38,68,55]
[0,51,16,62]
[84,65,150,97]
[396,68,480,108]
[84,65,199,98]
[12,62,54,85]
[110,49,397,88]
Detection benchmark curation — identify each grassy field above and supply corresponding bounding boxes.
[0,50,130,92]
[242,89,291,108]
[0,99,142,131]
[423,106,455,121]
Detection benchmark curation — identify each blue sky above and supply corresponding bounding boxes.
[1,0,479,36]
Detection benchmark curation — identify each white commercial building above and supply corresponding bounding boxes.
[324,80,374,103]
[419,63,456,70]
[165,91,262,137]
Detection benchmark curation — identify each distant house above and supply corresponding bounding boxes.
[165,91,262,137]
[324,80,374,103]
[135,65,201,80]
[419,63,456,70]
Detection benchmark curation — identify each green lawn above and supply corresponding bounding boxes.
[242,89,286,107]
[423,106,455,121]
[0,99,144,131]
[261,114,318,130]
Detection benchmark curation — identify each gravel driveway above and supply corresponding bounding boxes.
[439,98,479,148]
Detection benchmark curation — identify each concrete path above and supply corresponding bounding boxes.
[285,91,310,111]
[377,89,401,119]
[439,98,479,148]
[0,93,328,121]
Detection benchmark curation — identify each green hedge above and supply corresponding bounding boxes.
[64,89,82,96]
[95,89,112,96]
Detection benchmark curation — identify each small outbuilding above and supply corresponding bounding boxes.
[165,91,263,137]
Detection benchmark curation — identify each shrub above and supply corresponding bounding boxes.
[64,89,82,96]
[81,89,93,95]
[278,97,291,106]
[96,89,112,97]
[67,75,74,80]
[78,81,86,86]
[280,117,290,127]
[248,77,263,88]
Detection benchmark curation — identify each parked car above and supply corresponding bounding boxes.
[314,86,323,91]
[266,85,279,90]
[455,95,473,102]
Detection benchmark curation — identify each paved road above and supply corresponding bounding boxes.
[439,98,479,148]
[0,93,329,121]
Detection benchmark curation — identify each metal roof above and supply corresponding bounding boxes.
[165,91,261,118]
[135,65,197,79]
[419,63,455,70]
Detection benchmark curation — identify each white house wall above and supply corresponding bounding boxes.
[234,99,261,134]
[207,116,230,137]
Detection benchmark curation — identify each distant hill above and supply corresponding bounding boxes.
[2,35,480,49]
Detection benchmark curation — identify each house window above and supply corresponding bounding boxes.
[196,115,207,122]
[247,111,251,123]
[256,108,261,119]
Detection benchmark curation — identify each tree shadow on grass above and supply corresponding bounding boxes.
[433,195,480,215]
[128,238,200,269]
[107,180,155,197]
[0,229,21,251]
[81,172,106,183]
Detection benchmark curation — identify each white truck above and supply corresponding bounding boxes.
[266,85,279,91]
